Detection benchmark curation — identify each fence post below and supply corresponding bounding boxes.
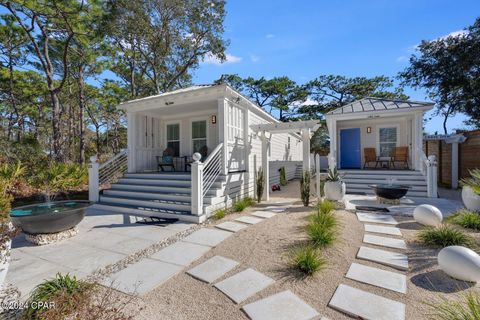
[315,154,321,200]
[88,155,99,202]
[191,153,204,216]
[428,155,438,198]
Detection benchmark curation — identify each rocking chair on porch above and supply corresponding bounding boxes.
[391,146,409,169]
[363,148,381,169]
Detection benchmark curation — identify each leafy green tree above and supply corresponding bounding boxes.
[104,0,228,96]
[400,18,480,133]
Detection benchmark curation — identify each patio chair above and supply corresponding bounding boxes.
[391,146,409,169]
[157,147,175,172]
[363,148,380,169]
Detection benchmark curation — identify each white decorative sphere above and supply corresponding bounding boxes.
[413,204,443,227]
[438,246,480,282]
[192,152,202,162]
[462,186,480,211]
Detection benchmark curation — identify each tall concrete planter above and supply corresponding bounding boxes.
[461,186,480,211]
[324,181,346,201]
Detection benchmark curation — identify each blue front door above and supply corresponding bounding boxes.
[340,128,361,169]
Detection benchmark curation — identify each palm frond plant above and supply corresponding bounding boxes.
[256,167,264,203]
[300,170,311,206]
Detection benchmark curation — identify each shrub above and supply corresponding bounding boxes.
[447,209,480,231]
[24,273,132,320]
[428,291,480,320]
[289,246,325,275]
[300,170,311,207]
[309,211,337,230]
[316,200,335,216]
[213,209,226,220]
[233,197,254,212]
[256,167,264,203]
[461,169,480,195]
[279,166,287,186]
[0,162,24,222]
[417,225,476,248]
[306,221,336,248]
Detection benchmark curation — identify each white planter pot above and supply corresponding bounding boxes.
[0,222,12,290]
[324,181,345,201]
[462,186,480,211]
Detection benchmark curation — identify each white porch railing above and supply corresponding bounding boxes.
[191,143,224,216]
[89,149,128,202]
[418,148,438,198]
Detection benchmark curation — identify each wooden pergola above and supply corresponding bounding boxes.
[250,120,321,201]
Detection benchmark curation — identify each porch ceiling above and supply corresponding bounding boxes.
[139,100,216,118]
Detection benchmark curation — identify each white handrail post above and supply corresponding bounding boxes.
[88,155,99,202]
[191,154,204,216]
[428,155,438,198]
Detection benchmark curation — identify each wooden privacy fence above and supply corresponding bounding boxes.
[423,129,480,188]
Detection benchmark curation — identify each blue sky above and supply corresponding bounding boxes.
[194,0,480,134]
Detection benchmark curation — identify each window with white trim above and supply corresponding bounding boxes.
[379,127,397,157]
[191,120,207,154]
[166,123,180,156]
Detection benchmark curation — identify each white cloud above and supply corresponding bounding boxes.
[202,52,242,65]
[265,34,275,39]
[396,56,408,63]
[249,54,260,62]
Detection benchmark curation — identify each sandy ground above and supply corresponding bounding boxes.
[110,181,479,320]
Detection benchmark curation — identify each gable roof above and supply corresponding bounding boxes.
[119,84,214,106]
[326,97,434,116]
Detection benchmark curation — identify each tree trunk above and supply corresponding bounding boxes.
[78,66,86,164]
[51,91,63,161]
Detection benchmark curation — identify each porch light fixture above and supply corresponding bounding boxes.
[367,127,372,134]
[211,115,217,124]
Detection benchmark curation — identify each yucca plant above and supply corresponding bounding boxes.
[289,246,325,275]
[446,209,480,231]
[417,225,476,248]
[300,170,311,207]
[461,169,480,195]
[256,167,264,203]
[326,167,342,182]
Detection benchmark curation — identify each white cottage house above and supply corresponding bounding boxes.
[325,97,438,197]
[88,84,318,222]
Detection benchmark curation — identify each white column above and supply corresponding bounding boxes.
[301,128,311,173]
[261,131,270,201]
[217,98,228,175]
[315,154,321,200]
[127,112,137,173]
[88,155,99,202]
[445,134,467,189]
[327,118,336,170]
[191,158,204,215]
[413,112,423,170]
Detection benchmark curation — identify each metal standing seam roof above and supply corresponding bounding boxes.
[118,84,214,106]
[326,97,434,116]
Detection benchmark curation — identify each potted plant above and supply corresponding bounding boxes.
[461,169,480,211]
[324,167,345,201]
[0,162,23,289]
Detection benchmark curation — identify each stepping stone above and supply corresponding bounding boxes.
[356,212,398,225]
[364,224,402,236]
[329,284,405,320]
[215,221,248,233]
[102,258,182,295]
[182,228,232,247]
[346,263,407,294]
[263,206,287,212]
[242,290,320,320]
[251,211,277,219]
[187,256,239,283]
[214,268,274,303]
[235,216,264,225]
[357,246,409,271]
[150,241,210,266]
[363,234,407,250]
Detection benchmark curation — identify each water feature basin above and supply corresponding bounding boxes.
[10,201,90,235]
[369,184,410,200]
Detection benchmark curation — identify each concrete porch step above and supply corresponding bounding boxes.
[104,189,190,202]
[344,178,427,185]
[118,178,191,187]
[89,203,202,223]
[110,183,223,197]
[340,170,423,175]
[124,173,191,180]
[99,195,191,211]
